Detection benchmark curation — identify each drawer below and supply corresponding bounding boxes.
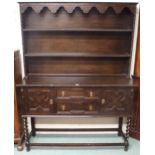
[56,96,99,114]
[99,88,134,115]
[57,88,99,97]
[20,88,56,115]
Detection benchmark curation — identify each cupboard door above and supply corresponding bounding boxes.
[23,88,56,115]
[100,88,134,115]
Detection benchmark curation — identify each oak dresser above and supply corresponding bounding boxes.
[16,2,138,151]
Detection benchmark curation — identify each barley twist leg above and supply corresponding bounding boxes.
[23,117,30,151]
[124,117,131,151]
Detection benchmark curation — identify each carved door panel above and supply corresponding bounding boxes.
[23,88,56,115]
[100,88,134,115]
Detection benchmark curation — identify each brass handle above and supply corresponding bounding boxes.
[89,91,93,97]
[61,104,66,111]
[61,91,65,97]
[49,99,54,105]
[88,105,93,111]
[101,98,106,105]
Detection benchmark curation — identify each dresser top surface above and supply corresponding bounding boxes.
[16,75,137,87]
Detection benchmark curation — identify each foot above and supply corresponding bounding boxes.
[124,141,129,151]
[17,144,23,151]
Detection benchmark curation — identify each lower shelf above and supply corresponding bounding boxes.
[35,128,119,132]
[27,134,128,152]
[30,142,125,147]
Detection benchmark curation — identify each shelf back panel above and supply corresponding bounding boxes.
[26,57,129,75]
[24,32,132,55]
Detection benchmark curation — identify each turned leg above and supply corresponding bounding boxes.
[124,117,131,151]
[31,117,36,137]
[118,117,123,136]
[23,117,30,151]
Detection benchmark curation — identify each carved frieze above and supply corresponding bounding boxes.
[20,3,136,15]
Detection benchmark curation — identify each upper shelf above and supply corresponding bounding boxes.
[24,53,131,58]
[23,28,133,33]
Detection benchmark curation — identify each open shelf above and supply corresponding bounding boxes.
[24,53,131,58]
[23,28,133,33]
[21,3,135,76]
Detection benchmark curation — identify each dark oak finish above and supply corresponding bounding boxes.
[16,2,138,151]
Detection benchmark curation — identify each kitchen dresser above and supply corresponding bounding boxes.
[16,2,139,151]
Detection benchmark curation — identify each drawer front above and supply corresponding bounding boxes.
[99,88,134,115]
[21,88,56,115]
[57,88,99,98]
[56,97,99,114]
[56,88,100,114]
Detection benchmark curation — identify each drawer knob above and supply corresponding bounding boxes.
[101,99,106,104]
[89,91,93,97]
[61,104,66,111]
[49,99,54,105]
[61,91,65,97]
[88,105,93,111]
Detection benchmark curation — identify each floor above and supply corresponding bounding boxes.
[14,134,140,155]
